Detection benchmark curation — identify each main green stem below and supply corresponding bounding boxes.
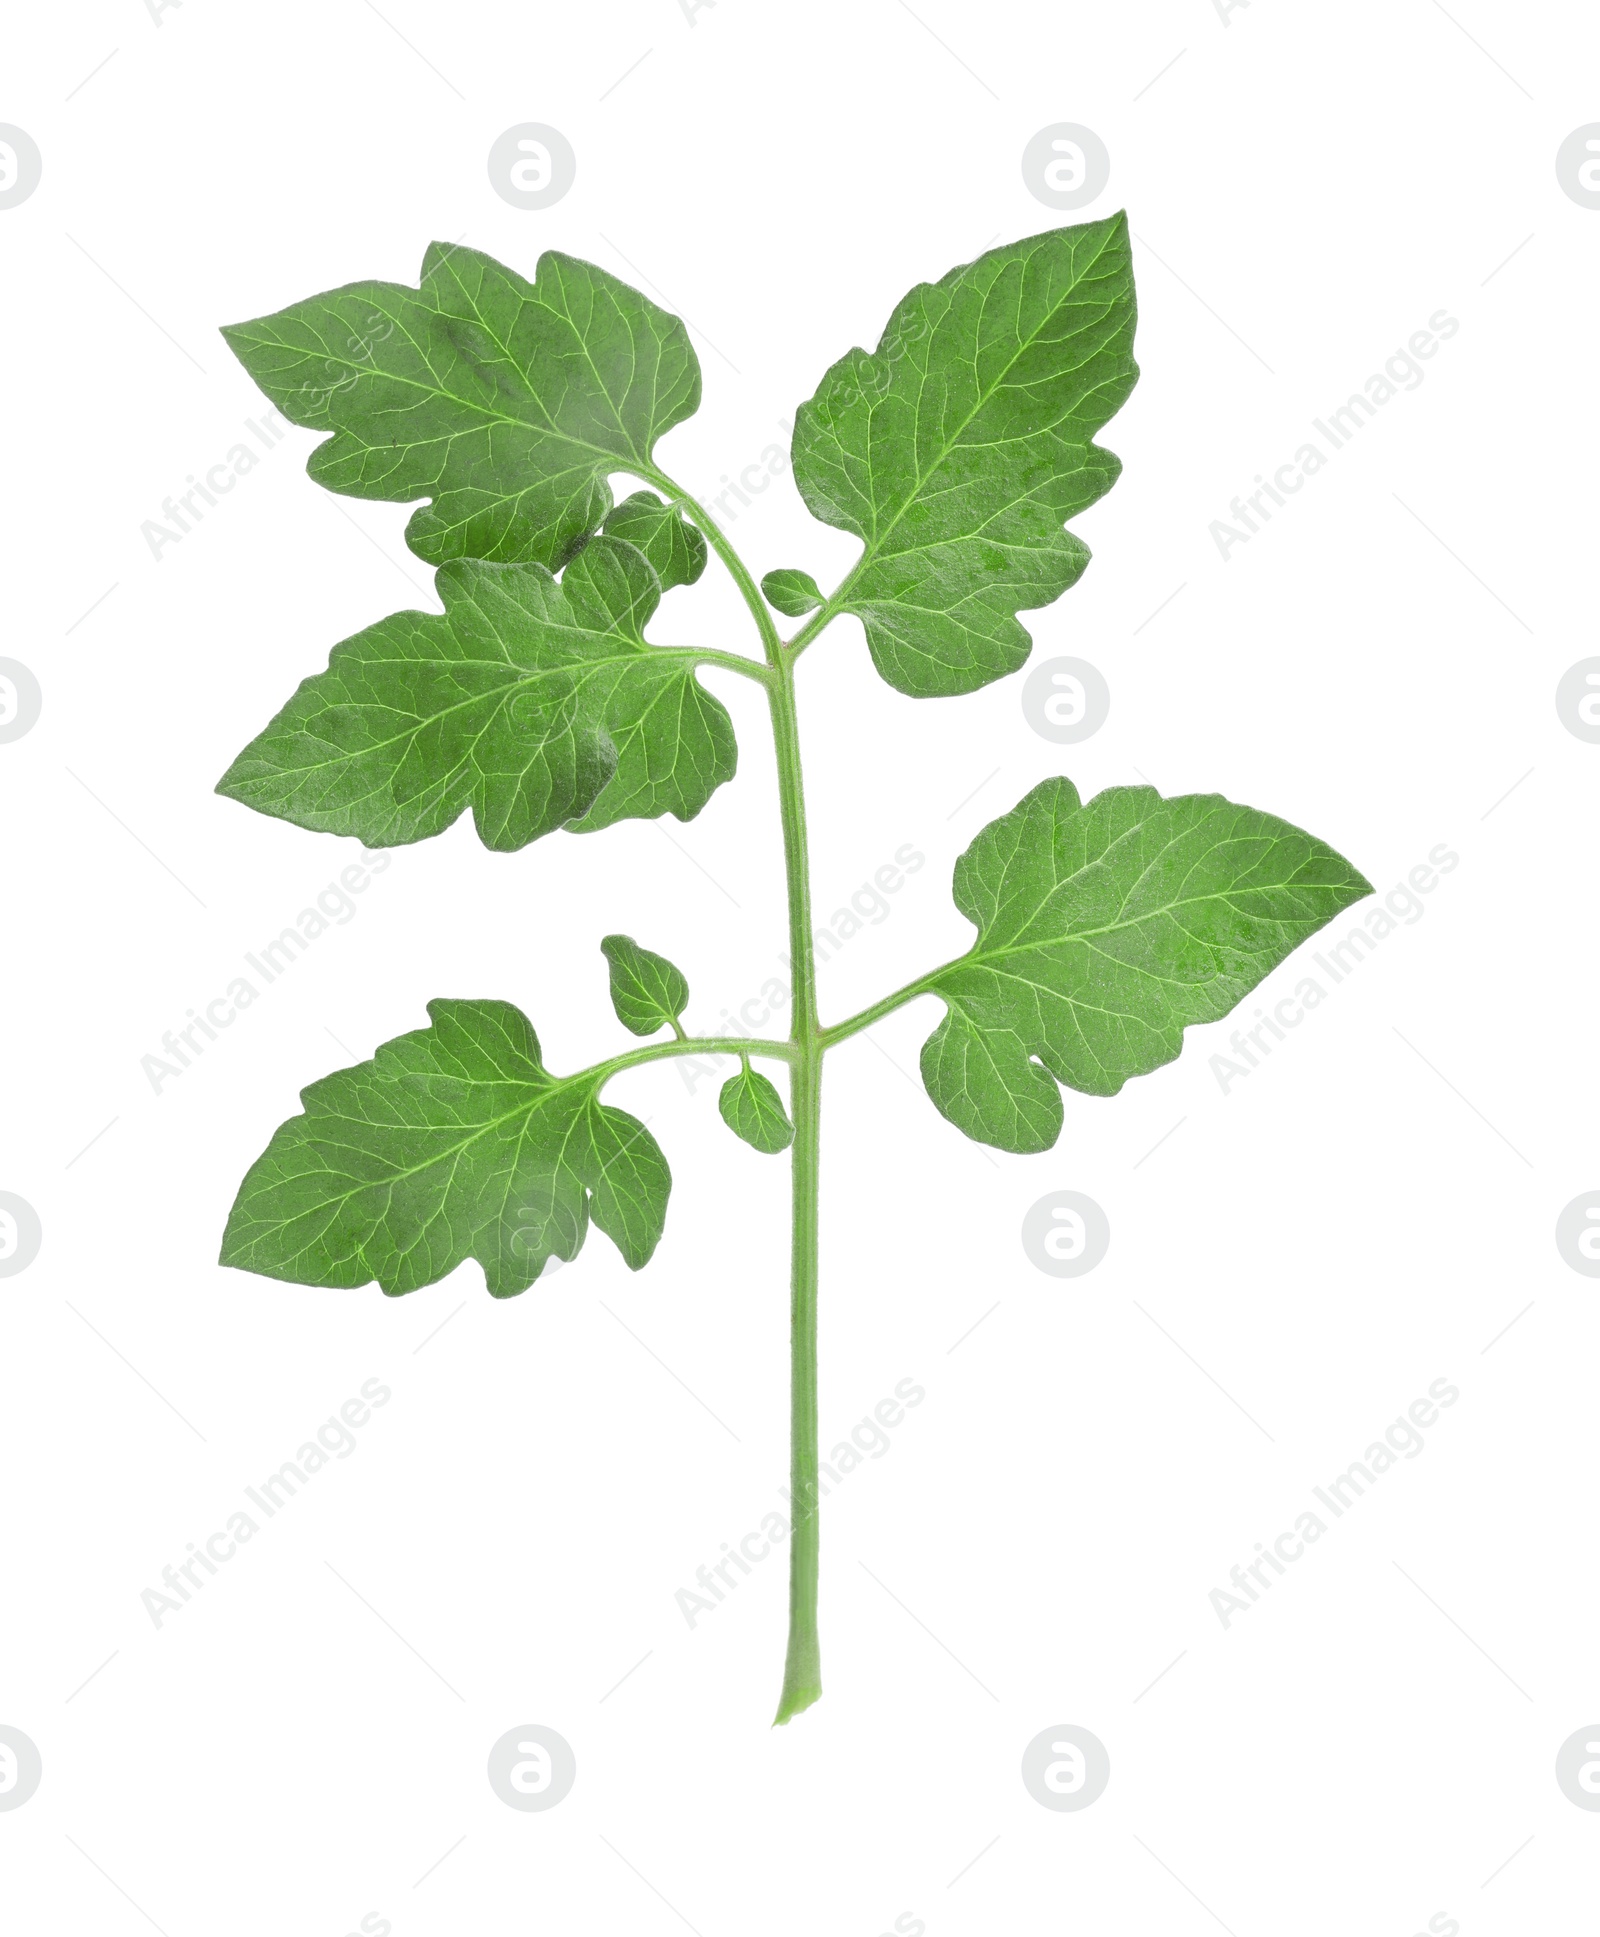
[768,651,823,1723]
[641,465,825,1723]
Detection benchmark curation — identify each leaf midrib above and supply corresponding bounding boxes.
[267,1070,603,1227]
[251,281,652,473]
[235,637,706,786]
[944,875,1342,977]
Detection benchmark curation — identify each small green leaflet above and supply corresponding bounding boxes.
[603,491,707,592]
[601,933,689,1037]
[719,1060,794,1153]
[220,1000,670,1296]
[761,568,823,617]
[216,537,736,851]
[919,778,1371,1152]
[792,215,1137,698]
[222,244,700,569]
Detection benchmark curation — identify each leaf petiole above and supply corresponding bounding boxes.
[687,647,774,684]
[782,576,854,661]
[638,463,784,663]
[592,1035,795,1087]
[819,973,942,1049]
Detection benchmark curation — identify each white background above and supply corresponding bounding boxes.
[1,2,1595,1933]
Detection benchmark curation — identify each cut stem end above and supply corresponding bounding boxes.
[772,1657,823,1726]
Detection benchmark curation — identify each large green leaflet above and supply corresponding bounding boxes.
[221,243,700,569]
[919,779,1372,1152]
[220,1001,669,1296]
[215,537,736,850]
[792,215,1137,697]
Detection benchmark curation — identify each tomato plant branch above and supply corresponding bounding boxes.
[217,221,1371,1731]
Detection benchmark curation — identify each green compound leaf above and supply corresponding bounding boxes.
[761,568,823,617]
[719,1060,794,1153]
[601,933,690,1037]
[216,536,736,852]
[792,215,1137,698]
[919,778,1372,1152]
[603,490,707,592]
[219,1000,670,1296]
[222,243,700,569]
